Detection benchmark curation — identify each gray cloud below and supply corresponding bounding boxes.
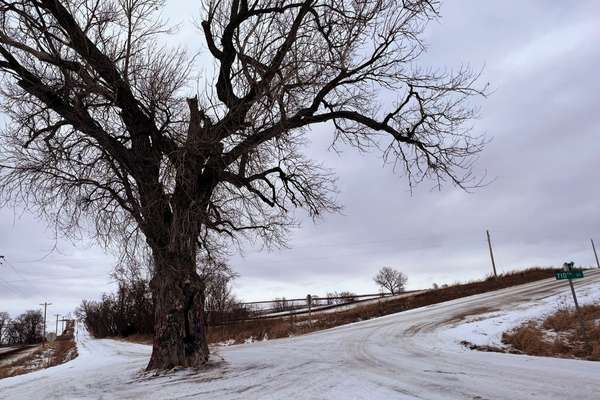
[1,1,599,315]
[0,210,116,319]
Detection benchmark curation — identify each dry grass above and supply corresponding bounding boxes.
[502,323,548,355]
[502,304,600,360]
[0,321,78,379]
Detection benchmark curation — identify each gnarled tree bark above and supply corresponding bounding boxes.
[147,252,208,370]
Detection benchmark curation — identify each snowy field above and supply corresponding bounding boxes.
[1,270,599,400]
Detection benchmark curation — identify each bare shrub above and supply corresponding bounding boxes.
[200,260,245,325]
[502,323,547,356]
[324,291,357,305]
[76,278,154,338]
[338,291,358,304]
[272,298,290,313]
[325,292,338,305]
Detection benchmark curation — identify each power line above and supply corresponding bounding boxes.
[0,255,36,296]
[0,255,26,297]
[0,275,27,297]
[1,257,34,285]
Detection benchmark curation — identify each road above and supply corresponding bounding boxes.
[1,271,599,399]
[0,345,38,368]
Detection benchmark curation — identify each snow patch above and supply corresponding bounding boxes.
[440,282,600,349]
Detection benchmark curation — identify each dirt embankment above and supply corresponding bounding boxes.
[0,320,78,379]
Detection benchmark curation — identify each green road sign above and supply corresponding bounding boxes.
[555,270,584,280]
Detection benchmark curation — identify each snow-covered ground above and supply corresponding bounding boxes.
[1,270,599,400]
[441,279,600,349]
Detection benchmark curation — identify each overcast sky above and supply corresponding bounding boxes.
[1,1,599,323]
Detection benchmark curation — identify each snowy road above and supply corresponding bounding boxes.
[1,271,599,399]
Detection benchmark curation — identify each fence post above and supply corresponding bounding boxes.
[307,294,312,328]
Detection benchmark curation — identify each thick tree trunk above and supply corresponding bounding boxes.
[146,252,209,370]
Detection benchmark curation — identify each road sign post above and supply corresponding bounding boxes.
[557,262,590,351]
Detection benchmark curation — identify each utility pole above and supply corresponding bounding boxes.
[591,239,600,269]
[54,314,61,336]
[486,229,498,278]
[39,302,52,343]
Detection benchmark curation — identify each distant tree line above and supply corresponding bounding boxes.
[271,298,292,313]
[325,292,358,305]
[256,291,360,314]
[0,310,44,346]
[261,291,361,314]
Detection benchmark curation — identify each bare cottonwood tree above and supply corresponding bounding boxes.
[0,0,485,370]
[374,267,408,295]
